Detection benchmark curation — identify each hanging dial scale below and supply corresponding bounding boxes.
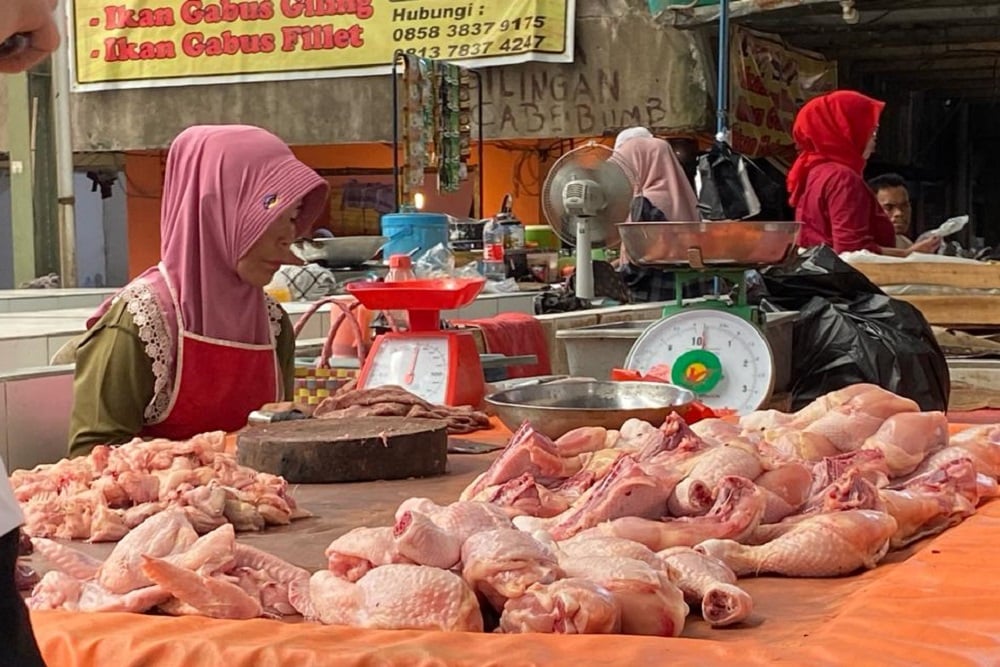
[626,304,774,414]
[618,221,802,415]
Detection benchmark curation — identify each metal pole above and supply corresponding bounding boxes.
[473,68,484,219]
[716,0,731,142]
[52,0,77,287]
[391,50,403,213]
[6,73,36,286]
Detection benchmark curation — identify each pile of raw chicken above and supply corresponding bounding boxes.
[9,431,307,541]
[24,384,1000,637]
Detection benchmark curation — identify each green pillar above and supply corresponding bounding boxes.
[6,72,35,286]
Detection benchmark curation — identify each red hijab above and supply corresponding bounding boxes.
[787,90,885,207]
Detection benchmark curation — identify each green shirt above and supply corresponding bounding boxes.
[68,298,296,458]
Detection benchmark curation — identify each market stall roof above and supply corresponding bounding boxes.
[651,0,1000,101]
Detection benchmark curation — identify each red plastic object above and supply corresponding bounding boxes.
[346,278,486,331]
[680,401,718,425]
[611,368,644,381]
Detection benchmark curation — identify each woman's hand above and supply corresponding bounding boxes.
[908,235,942,255]
[0,0,59,74]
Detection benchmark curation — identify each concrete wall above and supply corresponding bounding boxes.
[0,0,708,151]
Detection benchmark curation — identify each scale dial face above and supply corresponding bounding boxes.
[364,336,450,405]
[625,309,775,415]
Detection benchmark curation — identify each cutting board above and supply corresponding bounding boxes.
[236,417,448,484]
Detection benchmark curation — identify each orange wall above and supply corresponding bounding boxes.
[124,151,166,278]
[124,141,553,277]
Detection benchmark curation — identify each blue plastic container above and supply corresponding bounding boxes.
[380,212,450,259]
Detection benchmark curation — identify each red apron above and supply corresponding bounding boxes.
[141,268,279,441]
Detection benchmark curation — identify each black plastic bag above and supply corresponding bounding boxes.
[753,246,950,412]
[696,141,761,220]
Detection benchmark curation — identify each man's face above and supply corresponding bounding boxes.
[876,185,912,235]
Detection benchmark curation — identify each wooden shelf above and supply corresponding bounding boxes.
[846,261,1000,328]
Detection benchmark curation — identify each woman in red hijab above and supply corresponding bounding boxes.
[68,125,329,456]
[787,90,938,255]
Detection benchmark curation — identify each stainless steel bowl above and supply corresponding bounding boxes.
[485,380,695,440]
[292,236,388,266]
[617,221,801,269]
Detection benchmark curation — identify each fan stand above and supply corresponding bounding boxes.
[574,218,595,300]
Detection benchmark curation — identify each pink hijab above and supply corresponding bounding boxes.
[89,125,329,346]
[611,137,701,222]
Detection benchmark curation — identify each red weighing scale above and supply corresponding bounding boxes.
[346,278,487,407]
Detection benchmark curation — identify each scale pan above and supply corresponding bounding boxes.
[617,221,801,269]
[346,278,486,311]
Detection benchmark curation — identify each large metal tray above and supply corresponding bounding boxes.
[617,221,801,269]
[485,380,695,439]
[292,236,388,266]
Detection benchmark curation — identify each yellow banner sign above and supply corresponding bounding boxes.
[69,0,575,91]
[729,26,837,160]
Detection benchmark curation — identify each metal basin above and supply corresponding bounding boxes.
[617,221,801,268]
[292,236,388,266]
[485,380,695,440]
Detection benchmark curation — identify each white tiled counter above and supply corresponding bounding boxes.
[0,288,117,313]
[0,366,75,470]
[0,292,538,374]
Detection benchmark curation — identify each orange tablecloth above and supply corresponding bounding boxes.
[29,420,1000,666]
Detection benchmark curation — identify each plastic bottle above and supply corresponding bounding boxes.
[383,253,416,330]
[482,216,507,281]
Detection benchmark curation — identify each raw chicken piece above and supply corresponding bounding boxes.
[98,509,199,593]
[789,383,889,426]
[165,523,237,575]
[476,473,570,518]
[615,418,665,453]
[26,570,170,614]
[76,582,171,613]
[764,430,841,462]
[639,413,705,461]
[552,449,628,502]
[690,419,750,446]
[89,502,131,542]
[543,456,682,540]
[141,555,263,619]
[498,578,621,635]
[26,571,84,611]
[554,427,609,457]
[810,450,891,495]
[324,526,409,581]
[461,423,578,500]
[559,556,688,637]
[309,565,483,632]
[804,467,883,515]
[31,537,103,580]
[753,462,813,523]
[860,411,948,477]
[667,442,762,517]
[460,528,562,610]
[658,546,753,628]
[799,385,918,453]
[232,542,312,585]
[228,566,297,617]
[696,509,898,578]
[596,476,766,550]
[918,425,1000,479]
[740,409,794,433]
[879,458,979,548]
[393,500,512,569]
[557,534,662,568]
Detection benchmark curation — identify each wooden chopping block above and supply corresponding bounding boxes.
[236,417,448,484]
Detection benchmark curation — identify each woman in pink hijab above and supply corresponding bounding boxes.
[610,136,703,302]
[68,125,328,456]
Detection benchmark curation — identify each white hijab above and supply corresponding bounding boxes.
[614,127,653,151]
